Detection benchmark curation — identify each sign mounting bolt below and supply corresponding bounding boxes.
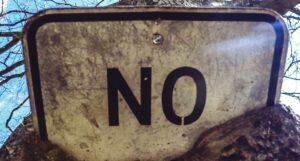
[152,33,163,45]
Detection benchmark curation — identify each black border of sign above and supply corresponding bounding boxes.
[25,10,285,141]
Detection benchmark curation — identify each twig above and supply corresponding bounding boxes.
[0,72,25,86]
[95,0,105,7]
[0,38,20,55]
[45,0,78,7]
[284,15,300,21]
[0,32,22,38]
[0,10,35,17]
[291,7,300,16]
[0,60,24,76]
[5,97,29,132]
[0,17,28,27]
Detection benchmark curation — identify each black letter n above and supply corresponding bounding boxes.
[107,68,151,126]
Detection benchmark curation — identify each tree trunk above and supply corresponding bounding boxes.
[117,0,300,15]
[1,105,300,161]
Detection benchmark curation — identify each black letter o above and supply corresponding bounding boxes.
[162,67,206,125]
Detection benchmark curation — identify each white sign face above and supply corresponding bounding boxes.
[23,8,288,161]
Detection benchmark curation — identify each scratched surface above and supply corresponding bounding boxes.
[23,8,287,161]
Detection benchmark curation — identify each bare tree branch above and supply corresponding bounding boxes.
[5,97,29,132]
[284,15,300,21]
[0,32,22,38]
[282,92,300,100]
[291,7,300,16]
[45,0,79,7]
[0,17,28,27]
[0,60,23,76]
[0,38,20,55]
[284,76,300,81]
[0,10,35,17]
[285,59,300,74]
[0,72,25,86]
[95,0,106,7]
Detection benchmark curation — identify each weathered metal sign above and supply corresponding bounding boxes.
[23,7,288,161]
